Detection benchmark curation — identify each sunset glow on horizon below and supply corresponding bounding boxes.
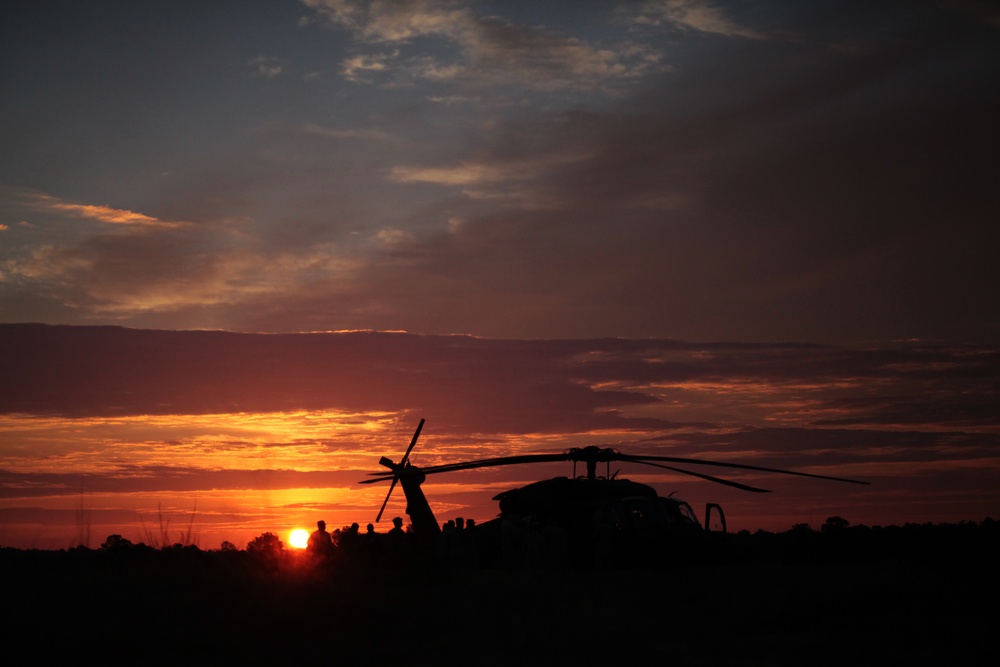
[1,325,998,550]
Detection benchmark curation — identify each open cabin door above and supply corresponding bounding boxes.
[705,503,727,533]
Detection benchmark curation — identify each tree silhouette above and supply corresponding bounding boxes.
[101,534,133,550]
[246,532,283,556]
[822,515,850,532]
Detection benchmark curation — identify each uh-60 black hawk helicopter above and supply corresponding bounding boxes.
[361,419,868,568]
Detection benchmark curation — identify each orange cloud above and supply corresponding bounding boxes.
[48,202,184,228]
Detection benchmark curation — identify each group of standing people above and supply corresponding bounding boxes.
[306,517,409,566]
[305,515,478,569]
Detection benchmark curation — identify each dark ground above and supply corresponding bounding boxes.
[3,521,997,665]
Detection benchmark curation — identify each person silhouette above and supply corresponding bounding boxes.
[307,520,335,559]
[385,516,408,565]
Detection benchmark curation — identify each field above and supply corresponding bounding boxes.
[4,522,996,665]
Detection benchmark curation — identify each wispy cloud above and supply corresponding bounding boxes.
[49,203,177,227]
[302,0,663,91]
[636,0,766,40]
[249,55,285,79]
[340,51,397,81]
[388,149,591,189]
[1,191,364,318]
[374,227,415,245]
[1,244,93,284]
[83,240,363,316]
[389,162,509,186]
[305,122,390,141]
[31,194,185,228]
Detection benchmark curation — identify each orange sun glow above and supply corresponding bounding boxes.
[289,528,309,549]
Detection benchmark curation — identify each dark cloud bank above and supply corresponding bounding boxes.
[3,323,998,453]
[3,324,997,427]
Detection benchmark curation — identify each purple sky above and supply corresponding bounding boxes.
[2,1,997,342]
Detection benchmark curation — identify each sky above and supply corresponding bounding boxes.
[1,1,999,549]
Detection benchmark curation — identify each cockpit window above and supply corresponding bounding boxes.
[617,497,700,529]
[676,501,697,524]
[620,498,666,525]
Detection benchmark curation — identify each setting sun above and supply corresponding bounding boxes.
[289,528,309,549]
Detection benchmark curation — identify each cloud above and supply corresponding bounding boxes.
[1,190,366,318]
[636,0,766,40]
[3,2,997,347]
[29,194,185,228]
[76,239,362,315]
[340,51,397,81]
[349,0,999,342]
[374,227,415,246]
[0,466,363,499]
[2,244,94,284]
[302,0,663,91]
[305,123,390,141]
[49,203,179,227]
[4,325,998,436]
[249,55,285,79]
[389,162,510,186]
[302,0,477,43]
[387,146,593,209]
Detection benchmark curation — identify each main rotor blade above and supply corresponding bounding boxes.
[359,452,573,483]
[359,447,869,491]
[616,454,868,485]
[420,453,572,475]
[399,418,425,467]
[634,460,772,493]
[375,476,398,523]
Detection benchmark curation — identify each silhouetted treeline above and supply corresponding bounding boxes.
[3,519,996,664]
[2,517,997,574]
[717,516,1000,566]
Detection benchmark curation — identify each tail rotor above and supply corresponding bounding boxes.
[375,418,425,523]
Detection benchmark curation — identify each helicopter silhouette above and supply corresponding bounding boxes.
[360,419,868,567]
